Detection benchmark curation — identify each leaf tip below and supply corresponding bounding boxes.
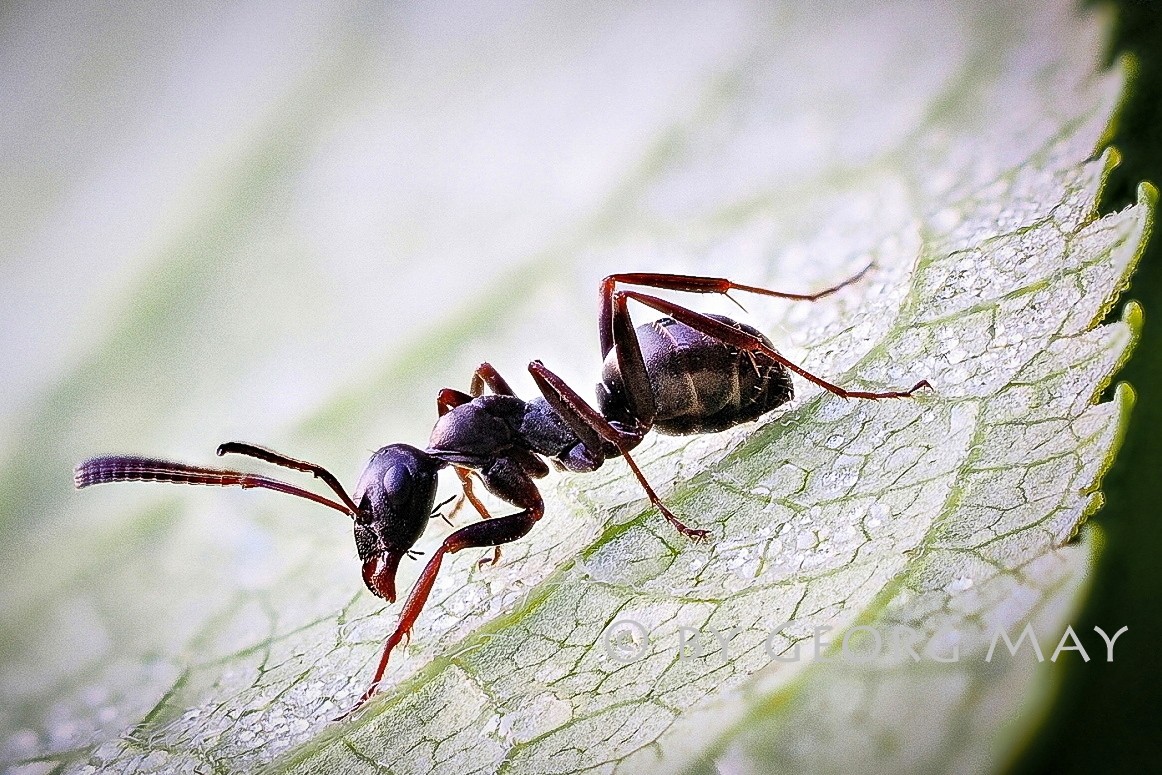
[1136,179,1159,212]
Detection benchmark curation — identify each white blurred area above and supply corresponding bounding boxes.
[0,0,769,467]
[0,0,972,473]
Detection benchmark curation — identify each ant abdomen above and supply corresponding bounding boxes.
[598,314,794,435]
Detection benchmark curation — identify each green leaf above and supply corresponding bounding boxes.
[0,1,1150,774]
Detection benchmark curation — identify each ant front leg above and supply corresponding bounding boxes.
[618,291,932,400]
[527,361,709,541]
[436,387,472,416]
[436,386,502,566]
[345,458,544,716]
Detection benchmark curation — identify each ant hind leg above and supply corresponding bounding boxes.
[597,265,873,356]
[616,291,932,400]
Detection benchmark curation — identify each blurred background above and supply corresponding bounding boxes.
[0,0,1158,772]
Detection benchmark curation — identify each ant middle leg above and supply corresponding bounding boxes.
[527,361,709,540]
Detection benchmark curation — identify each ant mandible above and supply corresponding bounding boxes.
[75,267,931,715]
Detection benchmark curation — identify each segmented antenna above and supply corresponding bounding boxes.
[216,442,360,514]
[74,455,353,515]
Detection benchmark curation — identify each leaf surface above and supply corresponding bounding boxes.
[0,1,1150,774]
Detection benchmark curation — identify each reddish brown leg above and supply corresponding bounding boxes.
[528,361,709,540]
[454,468,503,567]
[618,291,932,399]
[470,362,517,397]
[598,265,872,356]
[445,467,491,519]
[436,386,502,565]
[437,388,472,416]
[343,459,543,717]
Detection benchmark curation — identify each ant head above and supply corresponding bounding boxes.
[352,444,444,603]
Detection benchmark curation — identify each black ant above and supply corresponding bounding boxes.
[74,268,931,715]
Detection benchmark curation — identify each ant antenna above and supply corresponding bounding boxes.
[74,453,356,517]
[216,442,361,514]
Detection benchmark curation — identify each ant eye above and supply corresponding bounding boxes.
[382,463,412,499]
